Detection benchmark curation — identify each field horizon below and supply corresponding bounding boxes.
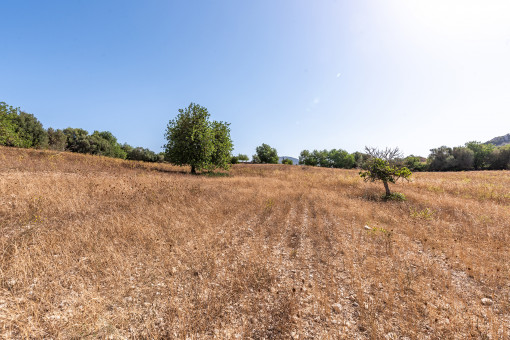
[1,146,509,339]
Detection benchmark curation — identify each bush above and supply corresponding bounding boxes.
[281,158,293,165]
[383,192,406,201]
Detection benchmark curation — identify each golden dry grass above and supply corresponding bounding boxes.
[1,146,509,339]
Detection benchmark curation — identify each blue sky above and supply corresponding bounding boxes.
[1,0,509,158]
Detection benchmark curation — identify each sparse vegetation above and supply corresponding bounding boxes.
[1,146,509,338]
[359,147,412,198]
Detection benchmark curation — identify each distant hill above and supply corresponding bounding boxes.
[279,156,299,165]
[486,133,510,146]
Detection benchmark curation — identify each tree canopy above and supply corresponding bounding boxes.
[359,147,412,199]
[253,143,279,164]
[164,103,233,173]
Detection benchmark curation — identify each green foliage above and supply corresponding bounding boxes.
[428,142,510,171]
[123,145,159,162]
[410,207,434,220]
[299,150,318,166]
[314,149,330,167]
[237,154,249,162]
[62,128,127,159]
[164,103,233,173]
[254,143,279,164]
[210,121,234,170]
[299,148,355,168]
[465,141,495,170]
[230,156,239,164]
[252,154,261,163]
[353,151,370,168]
[1,100,161,163]
[359,153,412,198]
[0,102,48,148]
[0,102,25,147]
[328,149,355,168]
[451,147,474,170]
[47,128,67,151]
[403,155,427,172]
[428,146,454,171]
[63,128,91,153]
[14,111,48,148]
[384,192,406,201]
[281,158,293,165]
[490,145,510,170]
[88,131,127,159]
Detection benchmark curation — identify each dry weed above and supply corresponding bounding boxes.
[0,147,509,339]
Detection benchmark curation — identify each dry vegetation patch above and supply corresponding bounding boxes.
[1,147,509,338]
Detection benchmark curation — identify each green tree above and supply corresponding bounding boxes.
[313,149,330,167]
[359,147,412,198]
[452,147,474,170]
[164,103,233,174]
[13,111,48,148]
[63,128,91,153]
[47,128,67,151]
[0,102,24,147]
[328,149,355,168]
[237,154,249,162]
[88,131,127,159]
[210,121,234,170]
[353,151,370,168]
[126,146,159,162]
[428,146,454,171]
[465,141,495,170]
[403,155,427,171]
[281,158,293,165]
[254,143,279,164]
[299,150,318,166]
[0,102,48,148]
[490,145,510,170]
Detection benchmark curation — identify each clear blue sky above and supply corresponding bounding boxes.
[1,0,509,158]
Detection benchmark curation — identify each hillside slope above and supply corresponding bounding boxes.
[486,133,510,146]
[1,146,509,338]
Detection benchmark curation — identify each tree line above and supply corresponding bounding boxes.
[427,142,510,171]
[251,143,509,171]
[3,100,510,171]
[0,101,163,162]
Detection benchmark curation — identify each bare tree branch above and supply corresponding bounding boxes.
[364,146,403,161]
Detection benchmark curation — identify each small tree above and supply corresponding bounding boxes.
[254,143,279,164]
[164,103,233,173]
[359,147,411,198]
[237,154,249,162]
[281,158,293,165]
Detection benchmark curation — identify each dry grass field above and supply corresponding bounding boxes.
[1,146,509,339]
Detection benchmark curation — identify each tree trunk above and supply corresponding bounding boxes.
[383,180,391,197]
[191,165,196,174]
